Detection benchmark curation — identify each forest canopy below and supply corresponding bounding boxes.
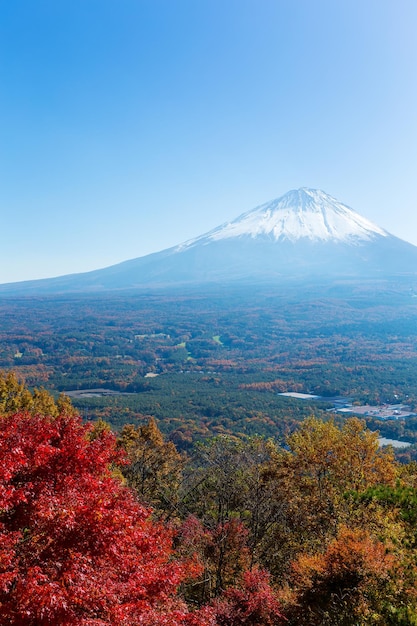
[1,375,417,624]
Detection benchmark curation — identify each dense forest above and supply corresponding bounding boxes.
[2,374,417,624]
[2,280,417,622]
[1,282,417,456]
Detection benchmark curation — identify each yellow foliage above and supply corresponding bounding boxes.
[0,371,76,418]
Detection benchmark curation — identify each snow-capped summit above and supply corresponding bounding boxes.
[178,188,387,249]
[0,188,416,294]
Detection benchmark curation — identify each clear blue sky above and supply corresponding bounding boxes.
[1,0,416,282]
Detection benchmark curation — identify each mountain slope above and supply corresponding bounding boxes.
[179,188,388,246]
[1,188,417,294]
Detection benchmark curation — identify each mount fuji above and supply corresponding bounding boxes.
[179,188,388,246]
[2,188,417,294]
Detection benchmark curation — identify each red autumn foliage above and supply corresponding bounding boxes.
[211,569,284,626]
[0,411,213,625]
[177,515,252,604]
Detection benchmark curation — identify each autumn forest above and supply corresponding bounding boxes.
[2,281,417,623]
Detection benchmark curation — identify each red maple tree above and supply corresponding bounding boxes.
[211,568,285,626]
[0,411,213,625]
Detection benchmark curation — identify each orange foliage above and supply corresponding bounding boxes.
[288,526,395,624]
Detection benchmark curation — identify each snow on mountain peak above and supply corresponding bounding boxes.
[178,188,388,249]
